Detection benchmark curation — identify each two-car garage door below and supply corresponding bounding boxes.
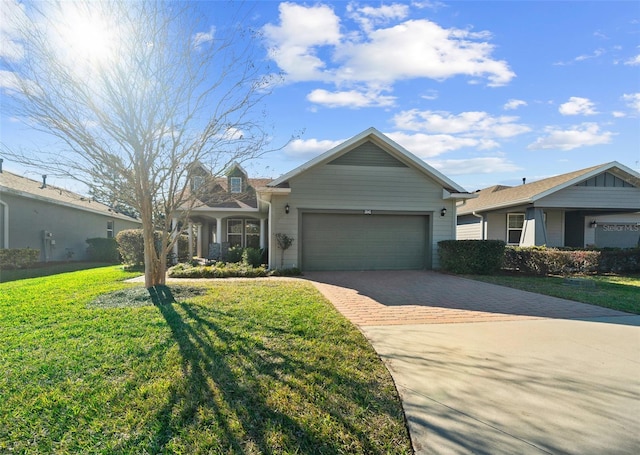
[301,212,429,271]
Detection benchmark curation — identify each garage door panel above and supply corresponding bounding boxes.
[302,213,428,271]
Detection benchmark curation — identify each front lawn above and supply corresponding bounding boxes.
[0,267,411,454]
[466,274,640,315]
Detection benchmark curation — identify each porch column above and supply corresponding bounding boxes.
[216,217,223,245]
[521,208,547,246]
[196,223,203,257]
[171,217,179,264]
[187,222,194,258]
[260,218,266,249]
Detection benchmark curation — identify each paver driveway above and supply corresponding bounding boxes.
[304,271,640,454]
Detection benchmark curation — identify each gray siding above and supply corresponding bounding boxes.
[270,163,454,269]
[456,214,482,240]
[2,192,140,261]
[538,187,640,209]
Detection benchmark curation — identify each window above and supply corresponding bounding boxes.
[507,213,524,244]
[192,175,205,191]
[230,177,242,193]
[227,219,243,247]
[227,219,261,248]
[107,220,114,238]
[245,220,260,248]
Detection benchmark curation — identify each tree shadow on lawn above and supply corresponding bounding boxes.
[136,286,407,454]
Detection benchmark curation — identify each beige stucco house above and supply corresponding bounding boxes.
[457,162,640,248]
[0,166,141,262]
[177,127,475,271]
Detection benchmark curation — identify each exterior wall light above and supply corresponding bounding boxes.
[285,203,290,214]
[440,207,447,217]
[590,220,597,228]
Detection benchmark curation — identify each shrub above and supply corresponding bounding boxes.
[502,246,640,275]
[0,248,40,269]
[86,238,119,263]
[438,240,506,274]
[242,247,264,267]
[116,229,191,267]
[226,245,244,263]
[268,267,302,277]
[597,248,640,273]
[167,261,268,278]
[503,246,600,275]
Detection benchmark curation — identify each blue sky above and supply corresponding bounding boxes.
[2,1,639,192]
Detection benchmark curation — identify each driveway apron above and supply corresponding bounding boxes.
[304,271,640,455]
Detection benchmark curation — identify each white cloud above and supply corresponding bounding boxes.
[624,55,640,66]
[263,2,341,82]
[307,88,395,108]
[504,99,527,110]
[193,26,215,48]
[612,111,626,118]
[283,137,344,158]
[622,93,640,112]
[386,132,490,158]
[393,109,530,138]
[0,70,21,91]
[263,3,515,106]
[428,157,522,175]
[0,0,26,61]
[346,3,409,32]
[334,20,514,87]
[527,123,614,151]
[558,97,597,116]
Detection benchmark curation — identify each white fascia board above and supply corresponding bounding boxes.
[443,189,478,200]
[268,127,468,193]
[532,161,640,202]
[267,129,377,187]
[256,187,291,203]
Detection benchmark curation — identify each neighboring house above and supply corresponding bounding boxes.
[175,127,475,271]
[0,165,141,262]
[457,162,640,248]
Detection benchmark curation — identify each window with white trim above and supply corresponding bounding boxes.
[107,220,114,238]
[507,213,524,244]
[227,219,243,247]
[227,219,260,248]
[192,175,205,191]
[230,177,242,193]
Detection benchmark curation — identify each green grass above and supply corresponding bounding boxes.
[0,261,116,283]
[466,273,640,314]
[0,266,411,454]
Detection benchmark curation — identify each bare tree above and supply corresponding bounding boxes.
[2,0,284,289]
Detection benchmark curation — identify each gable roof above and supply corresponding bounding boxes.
[458,161,640,214]
[0,170,140,222]
[268,127,469,194]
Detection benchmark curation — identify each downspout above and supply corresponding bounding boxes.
[258,194,273,270]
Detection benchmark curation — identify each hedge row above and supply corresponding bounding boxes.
[504,246,640,275]
[168,262,268,278]
[0,248,40,269]
[438,241,640,275]
[438,240,506,274]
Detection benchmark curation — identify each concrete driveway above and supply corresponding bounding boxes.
[305,271,640,455]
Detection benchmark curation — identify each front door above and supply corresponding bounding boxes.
[564,211,584,247]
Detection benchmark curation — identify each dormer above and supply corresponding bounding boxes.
[226,163,248,194]
[188,161,210,192]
